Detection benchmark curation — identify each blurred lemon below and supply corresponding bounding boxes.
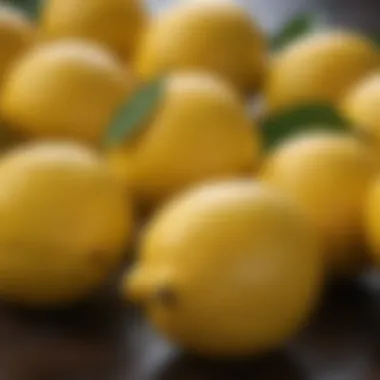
[0,141,133,306]
[0,6,35,85]
[265,32,379,112]
[107,72,260,210]
[364,177,380,267]
[135,0,266,94]
[124,181,322,357]
[342,72,380,146]
[40,0,147,61]
[1,40,131,145]
[261,132,379,275]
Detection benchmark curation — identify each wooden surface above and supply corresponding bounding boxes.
[2,1,380,379]
[0,278,379,380]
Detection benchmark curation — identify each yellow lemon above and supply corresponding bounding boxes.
[0,6,35,85]
[342,72,380,146]
[1,40,131,145]
[123,181,322,357]
[107,72,260,210]
[0,141,132,306]
[265,31,379,112]
[135,0,266,94]
[40,0,147,61]
[364,177,380,266]
[261,132,379,275]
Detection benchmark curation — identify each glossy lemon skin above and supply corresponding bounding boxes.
[124,181,322,357]
[0,142,133,306]
[107,72,260,210]
[135,0,266,94]
[261,132,379,275]
[265,32,380,112]
[41,0,147,61]
[0,40,131,145]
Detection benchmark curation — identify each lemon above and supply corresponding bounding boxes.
[40,0,147,61]
[0,141,132,306]
[364,177,380,267]
[261,132,379,275]
[124,181,322,357]
[265,31,379,112]
[1,40,131,145]
[135,0,266,94]
[342,72,380,146]
[0,6,35,85]
[107,72,260,210]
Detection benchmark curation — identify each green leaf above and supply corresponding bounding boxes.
[261,103,349,151]
[5,0,42,19]
[369,34,380,49]
[104,77,165,147]
[270,14,316,51]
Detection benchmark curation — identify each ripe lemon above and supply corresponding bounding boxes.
[1,40,131,145]
[342,72,380,146]
[261,132,379,275]
[0,142,133,306]
[40,0,147,61]
[0,6,35,85]
[364,177,380,267]
[135,0,266,94]
[123,181,322,357]
[265,32,379,112]
[107,72,260,209]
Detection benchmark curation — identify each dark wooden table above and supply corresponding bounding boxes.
[2,1,380,379]
[0,276,380,380]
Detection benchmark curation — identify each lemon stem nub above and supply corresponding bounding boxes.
[155,285,178,308]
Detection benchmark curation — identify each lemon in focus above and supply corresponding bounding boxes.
[265,32,379,112]
[261,132,379,275]
[107,72,260,210]
[1,40,131,145]
[40,0,147,61]
[123,181,322,356]
[135,0,266,93]
[0,142,133,306]
[0,6,35,84]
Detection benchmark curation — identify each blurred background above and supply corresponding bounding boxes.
[7,0,380,34]
[149,0,380,34]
